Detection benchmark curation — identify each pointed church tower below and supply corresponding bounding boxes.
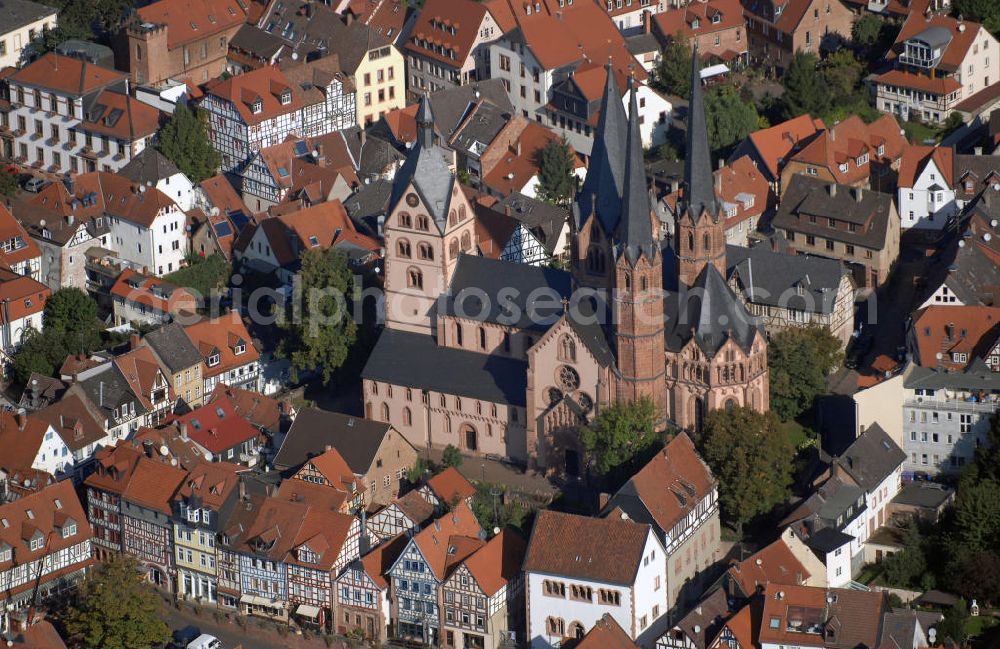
[676,46,726,287]
[610,77,666,413]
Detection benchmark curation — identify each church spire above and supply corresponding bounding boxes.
[416,93,434,150]
[684,44,718,222]
[616,75,657,266]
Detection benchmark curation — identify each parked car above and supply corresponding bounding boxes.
[186,634,222,649]
[22,177,47,192]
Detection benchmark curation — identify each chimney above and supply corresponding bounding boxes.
[359,129,367,148]
[179,422,189,440]
[130,333,141,350]
[63,173,74,195]
[238,478,247,501]
[324,444,332,452]
[718,158,724,170]
[975,146,983,156]
[854,187,863,202]
[142,439,154,458]
[505,204,512,217]
[714,172,722,194]
[344,9,353,24]
[827,184,837,197]
[16,413,25,431]
[643,9,652,33]
[315,143,325,164]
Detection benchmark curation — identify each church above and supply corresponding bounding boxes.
[361,50,769,475]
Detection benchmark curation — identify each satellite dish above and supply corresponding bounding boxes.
[170,458,178,466]
[291,52,299,60]
[204,450,213,461]
[959,240,966,248]
[39,219,46,228]
[936,352,943,360]
[986,233,993,242]
[159,445,169,456]
[493,527,500,535]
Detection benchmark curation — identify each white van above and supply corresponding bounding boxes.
[186,634,222,649]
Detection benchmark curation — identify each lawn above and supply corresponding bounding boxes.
[163,254,230,298]
[967,614,998,638]
[778,418,814,450]
[898,116,943,145]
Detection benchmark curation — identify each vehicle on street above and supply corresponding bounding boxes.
[186,634,223,649]
[23,177,47,192]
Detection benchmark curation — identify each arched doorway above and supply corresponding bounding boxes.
[460,424,478,452]
[725,398,736,412]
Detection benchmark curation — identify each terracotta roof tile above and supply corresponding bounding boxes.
[0,481,91,576]
[728,537,810,596]
[0,203,41,270]
[0,268,49,323]
[405,0,490,68]
[410,502,482,580]
[110,269,197,316]
[788,114,907,185]
[0,411,51,474]
[174,460,241,509]
[169,392,261,454]
[461,528,526,596]
[77,90,162,141]
[207,383,285,432]
[524,509,651,585]
[652,0,745,42]
[888,12,983,72]
[910,305,1000,370]
[426,467,476,505]
[897,145,954,188]
[359,532,408,589]
[743,114,825,180]
[136,0,246,50]
[9,53,124,96]
[206,66,303,126]
[874,69,962,96]
[182,311,260,379]
[575,613,639,649]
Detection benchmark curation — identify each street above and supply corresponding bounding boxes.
[163,602,352,649]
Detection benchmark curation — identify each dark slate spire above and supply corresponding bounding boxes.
[684,44,718,222]
[417,94,434,150]
[574,63,628,233]
[616,76,657,266]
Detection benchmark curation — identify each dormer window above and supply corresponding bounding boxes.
[208,353,221,367]
[712,12,721,23]
[62,521,77,538]
[0,545,10,562]
[280,90,292,105]
[234,344,246,356]
[839,162,849,173]
[298,547,317,563]
[186,506,201,523]
[857,153,869,166]
[691,18,700,29]
[29,535,44,551]
[251,99,263,114]
[877,144,885,156]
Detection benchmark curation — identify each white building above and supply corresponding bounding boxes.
[2,53,162,174]
[0,269,49,370]
[897,145,958,231]
[623,84,672,149]
[0,0,58,68]
[524,510,667,648]
[119,148,198,212]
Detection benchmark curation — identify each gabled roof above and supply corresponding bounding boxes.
[0,203,41,271]
[77,87,162,141]
[392,490,436,525]
[664,262,761,356]
[135,0,246,49]
[110,269,196,316]
[460,528,526,597]
[300,447,357,490]
[897,145,954,189]
[524,509,651,585]
[910,305,1000,370]
[9,53,124,96]
[205,65,302,126]
[235,495,309,560]
[788,114,906,185]
[170,394,261,454]
[888,12,983,72]
[727,244,849,316]
[0,0,57,34]
[728,536,810,596]
[652,0,745,42]
[602,433,715,539]
[404,0,491,68]
[286,506,355,570]
[182,311,260,378]
[34,388,107,452]
[739,114,825,181]
[29,171,179,228]
[357,533,409,590]
[113,345,166,411]
[407,502,483,581]
[426,467,475,505]
[174,460,242,510]
[833,424,905,494]
[119,148,183,185]
[0,268,49,324]
[0,480,90,573]
[142,322,204,374]
[207,383,286,433]
[275,407,402,475]
[574,613,638,649]
[774,175,895,250]
[0,411,52,474]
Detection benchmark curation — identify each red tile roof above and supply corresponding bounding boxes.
[653,0,745,42]
[286,507,356,571]
[461,529,526,597]
[77,91,162,141]
[744,114,825,180]
[206,65,303,126]
[298,447,358,491]
[728,536,810,597]
[715,156,770,229]
[31,171,179,228]
[405,0,491,68]
[0,411,51,475]
[277,478,351,513]
[170,392,261,453]
[201,174,251,218]
[574,614,639,649]
[708,604,756,649]
[182,311,260,379]
[34,386,108,452]
[788,114,907,185]
[426,467,476,505]
[359,532,408,589]
[897,145,954,188]
[9,53,124,96]
[410,502,483,580]
[524,509,651,585]
[110,269,197,316]
[482,119,584,196]
[174,460,242,510]
[207,383,286,432]
[114,345,167,412]
[0,203,41,271]
[8,620,69,649]
[889,12,984,72]
[874,69,962,97]
[0,268,49,324]
[910,305,1000,370]
[136,0,247,50]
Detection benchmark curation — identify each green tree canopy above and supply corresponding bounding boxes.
[936,599,970,646]
[0,166,18,197]
[64,555,171,649]
[851,14,884,47]
[953,0,1000,35]
[881,518,930,588]
[535,138,577,206]
[695,407,795,535]
[43,287,101,353]
[782,52,830,120]
[823,50,864,103]
[157,104,221,183]
[277,247,358,384]
[441,444,463,468]
[10,329,69,389]
[705,86,762,155]
[768,326,843,421]
[581,397,659,484]
[654,33,692,99]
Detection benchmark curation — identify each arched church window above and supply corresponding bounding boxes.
[403,407,412,426]
[688,232,694,251]
[559,336,576,362]
[703,233,711,251]
[624,273,631,290]
[407,268,423,289]
[586,247,605,273]
[455,323,464,346]
[381,403,389,421]
[461,231,472,251]
[547,387,563,405]
[449,210,457,226]
[399,212,412,228]
[478,326,487,349]
[444,415,452,433]
[449,238,459,259]
[416,215,429,230]
[458,204,467,220]
[418,243,434,260]
[397,239,411,258]
[725,399,736,412]
[578,393,593,412]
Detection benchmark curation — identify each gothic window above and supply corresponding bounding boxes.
[641,276,648,291]
[399,212,412,228]
[403,407,412,426]
[418,242,434,260]
[548,387,563,405]
[578,393,593,411]
[417,215,429,230]
[461,231,472,251]
[586,247,605,273]
[703,233,711,251]
[559,336,576,362]
[478,327,487,349]
[397,239,411,258]
[407,268,423,289]
[688,232,695,251]
[449,210,458,226]
[381,403,389,421]
[459,204,467,220]
[558,365,580,391]
[503,332,511,352]
[444,415,452,433]
[455,323,464,346]
[449,238,459,259]
[725,399,736,412]
[624,273,631,290]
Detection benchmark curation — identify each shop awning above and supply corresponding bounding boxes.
[700,64,730,79]
[240,594,284,608]
[295,604,321,618]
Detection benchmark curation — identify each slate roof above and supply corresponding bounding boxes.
[903,357,1000,392]
[497,193,569,257]
[343,178,393,235]
[77,363,150,423]
[143,322,204,374]
[879,609,928,649]
[449,99,509,159]
[0,0,57,32]
[362,328,529,406]
[616,77,657,266]
[230,24,286,60]
[891,481,954,510]
[664,262,761,356]
[118,147,182,186]
[834,424,905,494]
[574,64,627,233]
[675,587,732,649]
[274,408,398,475]
[774,175,894,250]
[727,244,849,316]
[444,254,571,331]
[684,46,719,223]
[523,509,651,585]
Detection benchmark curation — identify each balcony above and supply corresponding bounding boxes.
[904,397,998,415]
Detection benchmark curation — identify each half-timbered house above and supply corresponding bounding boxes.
[289,446,364,513]
[233,496,305,620]
[441,529,527,649]
[335,534,409,643]
[419,467,476,512]
[366,491,435,544]
[387,502,483,644]
[287,509,361,629]
[216,492,265,610]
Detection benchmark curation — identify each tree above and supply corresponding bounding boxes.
[951,552,1000,607]
[953,0,1000,35]
[471,482,528,533]
[44,287,101,354]
[157,104,221,183]
[823,50,864,104]
[695,407,795,536]
[782,52,830,120]
[0,166,18,197]
[581,397,659,483]
[64,555,171,649]
[277,247,358,384]
[9,329,69,389]
[535,138,577,206]
[936,599,970,647]
[768,326,843,421]
[441,444,463,468]
[705,86,761,155]
[952,478,1000,556]
[654,33,692,99]
[851,14,884,48]
[881,519,929,588]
